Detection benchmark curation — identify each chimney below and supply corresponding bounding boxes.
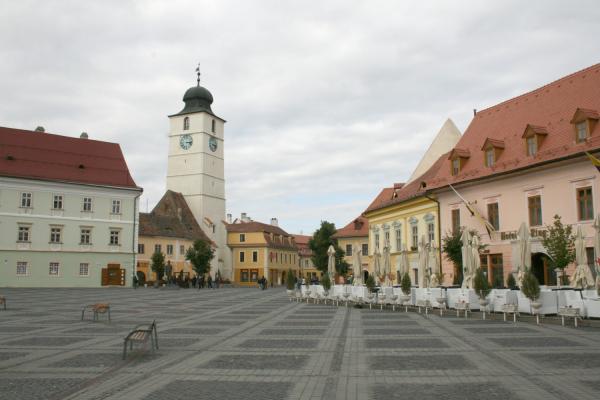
[34,126,45,132]
[473,109,477,116]
[270,217,278,227]
[80,132,89,139]
[241,212,251,223]
[226,213,232,223]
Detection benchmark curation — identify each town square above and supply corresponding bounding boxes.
[1,1,600,399]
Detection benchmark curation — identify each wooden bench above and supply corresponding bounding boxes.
[81,303,111,322]
[502,304,519,323]
[123,320,158,359]
[0,296,6,310]
[558,307,581,328]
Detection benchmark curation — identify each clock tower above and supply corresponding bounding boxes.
[166,79,230,279]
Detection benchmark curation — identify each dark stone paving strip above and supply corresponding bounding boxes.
[363,328,430,335]
[366,338,449,349]
[521,353,600,368]
[0,378,87,400]
[372,383,514,400]
[237,338,319,349]
[260,328,326,336]
[143,380,293,400]
[201,354,309,370]
[370,354,475,370]
[463,326,536,334]
[488,337,580,348]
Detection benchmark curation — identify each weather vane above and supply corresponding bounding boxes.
[195,63,201,86]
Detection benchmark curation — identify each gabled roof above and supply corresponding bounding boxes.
[332,216,369,239]
[292,234,313,256]
[226,220,297,250]
[0,126,138,189]
[428,63,600,189]
[481,138,505,150]
[364,152,449,214]
[140,190,213,244]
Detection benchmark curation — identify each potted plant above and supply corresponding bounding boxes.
[286,269,295,296]
[521,270,541,320]
[321,273,332,296]
[473,268,491,319]
[506,273,517,290]
[398,272,411,310]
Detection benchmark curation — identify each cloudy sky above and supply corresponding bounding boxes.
[1,1,599,235]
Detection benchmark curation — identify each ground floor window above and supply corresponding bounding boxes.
[79,263,90,276]
[250,269,259,282]
[17,261,28,276]
[490,254,503,287]
[49,262,60,276]
[240,269,249,282]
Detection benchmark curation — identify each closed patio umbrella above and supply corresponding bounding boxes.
[327,245,336,280]
[352,244,362,286]
[400,244,410,277]
[471,235,481,275]
[594,215,600,291]
[514,222,531,287]
[571,225,595,289]
[382,245,391,286]
[429,240,441,287]
[460,229,472,289]
[418,235,429,288]
[373,246,381,283]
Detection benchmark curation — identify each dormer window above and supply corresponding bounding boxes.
[522,125,548,157]
[481,138,504,168]
[183,117,190,130]
[570,108,599,143]
[448,148,470,176]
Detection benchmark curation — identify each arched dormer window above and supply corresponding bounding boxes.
[183,117,190,130]
[211,119,216,133]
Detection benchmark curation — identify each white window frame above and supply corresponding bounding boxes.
[527,136,537,156]
[486,149,495,167]
[79,263,90,277]
[166,244,173,255]
[82,197,93,212]
[111,199,121,215]
[362,243,368,256]
[252,250,258,262]
[20,192,32,208]
[180,245,185,255]
[16,261,28,276]
[428,222,435,244]
[52,194,64,210]
[80,228,92,245]
[395,229,402,251]
[155,244,161,254]
[240,233,246,242]
[346,244,353,256]
[49,262,60,276]
[17,225,31,242]
[411,226,418,249]
[576,121,588,142]
[109,229,121,246]
[239,251,245,262]
[50,227,62,244]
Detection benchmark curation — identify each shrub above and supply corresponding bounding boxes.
[400,272,412,295]
[321,273,332,291]
[506,273,517,289]
[365,274,376,293]
[473,268,491,300]
[492,275,504,289]
[286,269,295,290]
[521,271,540,301]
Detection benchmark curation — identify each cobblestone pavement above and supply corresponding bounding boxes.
[1,287,599,400]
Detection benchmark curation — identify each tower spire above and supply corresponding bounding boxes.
[195,63,201,86]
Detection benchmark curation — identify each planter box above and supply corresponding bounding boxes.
[447,288,480,310]
[488,289,517,313]
[582,290,600,318]
[517,289,558,315]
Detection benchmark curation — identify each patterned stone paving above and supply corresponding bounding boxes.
[0,287,599,400]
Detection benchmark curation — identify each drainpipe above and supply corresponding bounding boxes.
[424,192,443,283]
[132,190,142,286]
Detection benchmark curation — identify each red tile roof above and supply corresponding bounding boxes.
[292,234,313,256]
[429,63,600,189]
[332,215,369,238]
[363,152,449,214]
[140,190,213,244]
[0,127,138,189]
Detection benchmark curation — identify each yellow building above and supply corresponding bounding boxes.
[332,216,369,281]
[292,234,319,280]
[137,190,213,282]
[226,220,298,287]
[363,156,446,285]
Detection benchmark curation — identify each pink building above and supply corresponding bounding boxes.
[426,63,600,286]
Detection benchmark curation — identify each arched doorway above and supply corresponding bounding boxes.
[531,252,555,285]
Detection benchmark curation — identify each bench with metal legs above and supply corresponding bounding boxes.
[123,320,158,360]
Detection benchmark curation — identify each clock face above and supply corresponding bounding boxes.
[179,134,193,150]
[209,136,218,152]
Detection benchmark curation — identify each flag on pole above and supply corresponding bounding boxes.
[449,184,496,236]
[585,152,600,173]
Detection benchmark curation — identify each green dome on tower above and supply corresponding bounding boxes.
[171,84,215,116]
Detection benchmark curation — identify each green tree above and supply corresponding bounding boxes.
[542,215,575,283]
[506,273,517,289]
[151,251,165,281]
[186,240,215,276]
[521,270,540,301]
[321,273,332,292]
[365,274,376,293]
[309,221,349,275]
[400,272,412,295]
[286,269,295,290]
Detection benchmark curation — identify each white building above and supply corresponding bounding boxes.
[165,81,231,279]
[0,127,142,287]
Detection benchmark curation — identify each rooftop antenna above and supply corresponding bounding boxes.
[196,63,201,86]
